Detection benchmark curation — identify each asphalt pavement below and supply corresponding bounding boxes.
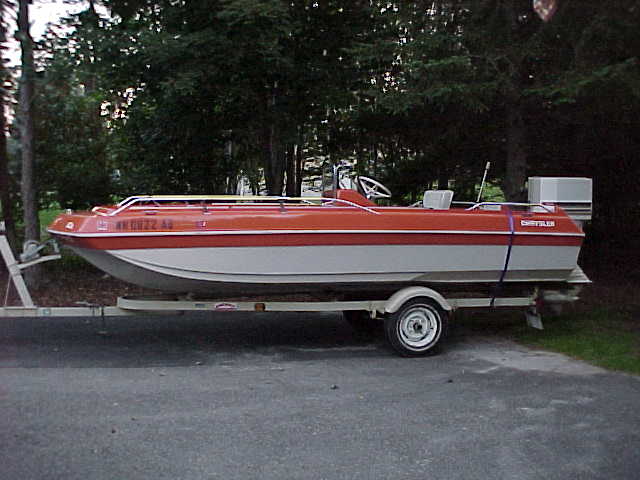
[1,311,639,479]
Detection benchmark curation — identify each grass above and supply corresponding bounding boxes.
[453,273,640,375]
[470,304,640,375]
[512,308,640,374]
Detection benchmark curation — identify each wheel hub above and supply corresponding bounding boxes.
[398,305,439,348]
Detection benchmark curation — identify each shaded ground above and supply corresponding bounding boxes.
[1,261,150,307]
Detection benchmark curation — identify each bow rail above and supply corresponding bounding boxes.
[90,195,381,216]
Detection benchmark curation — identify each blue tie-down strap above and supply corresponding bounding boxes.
[491,207,515,307]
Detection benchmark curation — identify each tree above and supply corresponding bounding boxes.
[346,2,497,200]
[523,0,640,253]
[35,4,114,208]
[17,0,41,286]
[26,0,640,265]
[0,0,16,250]
[76,0,379,196]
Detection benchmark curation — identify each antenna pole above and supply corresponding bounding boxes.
[476,162,491,203]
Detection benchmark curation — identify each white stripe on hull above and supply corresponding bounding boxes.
[71,244,580,294]
[50,228,584,238]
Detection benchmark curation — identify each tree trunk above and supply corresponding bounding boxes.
[18,0,41,286]
[261,85,285,196]
[295,126,304,196]
[262,122,285,195]
[503,96,527,202]
[437,168,449,190]
[0,80,16,251]
[0,1,16,251]
[502,3,528,202]
[285,143,296,197]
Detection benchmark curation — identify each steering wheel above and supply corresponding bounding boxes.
[356,176,392,200]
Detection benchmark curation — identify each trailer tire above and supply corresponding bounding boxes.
[384,298,448,357]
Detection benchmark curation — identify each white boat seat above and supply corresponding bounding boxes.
[423,190,454,210]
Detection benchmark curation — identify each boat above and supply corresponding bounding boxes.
[47,175,591,298]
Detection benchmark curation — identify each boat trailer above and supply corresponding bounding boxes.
[1,228,586,356]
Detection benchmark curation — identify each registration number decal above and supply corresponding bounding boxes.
[115,219,174,231]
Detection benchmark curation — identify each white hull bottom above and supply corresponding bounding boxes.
[70,244,581,296]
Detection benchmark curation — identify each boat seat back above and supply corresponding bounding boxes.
[423,190,454,210]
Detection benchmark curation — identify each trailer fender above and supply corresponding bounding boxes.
[384,286,452,314]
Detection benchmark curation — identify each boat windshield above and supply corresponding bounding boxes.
[321,162,355,194]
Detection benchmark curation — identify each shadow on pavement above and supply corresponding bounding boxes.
[0,312,392,368]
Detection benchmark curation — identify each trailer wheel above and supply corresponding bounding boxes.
[343,310,380,336]
[384,298,448,357]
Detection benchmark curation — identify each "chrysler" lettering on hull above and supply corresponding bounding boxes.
[521,220,556,227]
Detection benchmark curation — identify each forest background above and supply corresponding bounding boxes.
[0,0,638,273]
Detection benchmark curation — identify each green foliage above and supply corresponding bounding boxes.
[528,58,640,105]
[35,88,113,208]
[14,0,637,248]
[514,308,640,375]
